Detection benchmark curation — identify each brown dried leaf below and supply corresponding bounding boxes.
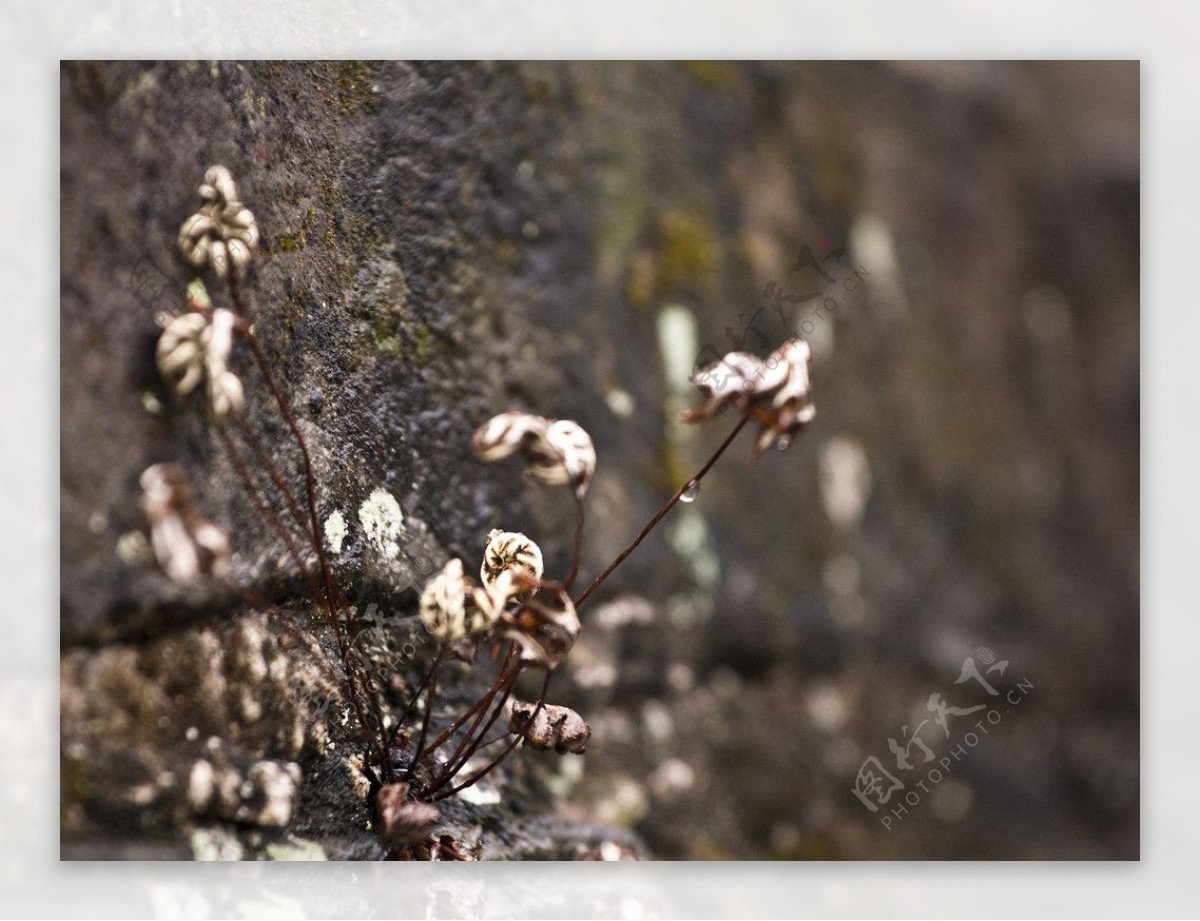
[376,782,439,849]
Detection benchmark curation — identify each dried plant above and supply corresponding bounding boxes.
[138,164,817,860]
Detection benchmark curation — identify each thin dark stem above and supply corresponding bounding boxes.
[417,651,523,762]
[430,657,521,792]
[220,578,345,689]
[406,657,442,778]
[564,492,585,591]
[388,650,443,748]
[573,412,751,608]
[447,669,519,777]
[232,413,309,542]
[434,670,552,802]
[230,278,392,780]
[216,427,320,609]
[218,425,378,768]
[458,729,515,755]
[436,648,517,772]
[230,281,342,635]
[242,335,341,614]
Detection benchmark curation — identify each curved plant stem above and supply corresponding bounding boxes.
[388,650,443,748]
[232,413,309,543]
[430,659,522,793]
[229,277,393,780]
[573,412,750,609]
[406,657,442,778]
[417,649,522,762]
[440,650,517,770]
[217,425,378,768]
[564,492,585,591]
[434,669,552,802]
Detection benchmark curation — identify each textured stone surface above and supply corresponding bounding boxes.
[61,61,1138,859]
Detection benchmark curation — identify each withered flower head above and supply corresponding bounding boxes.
[178,165,260,279]
[481,529,543,594]
[419,558,469,642]
[684,338,816,459]
[499,581,581,669]
[508,701,591,754]
[155,307,244,423]
[376,781,439,849]
[137,463,231,582]
[472,412,596,497]
[420,555,518,643]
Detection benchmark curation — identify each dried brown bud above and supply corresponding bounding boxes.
[509,702,591,754]
[472,412,596,497]
[500,581,581,668]
[684,338,816,459]
[376,782,439,849]
[137,463,231,582]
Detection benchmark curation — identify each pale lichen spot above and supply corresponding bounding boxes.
[323,509,348,554]
[358,489,404,559]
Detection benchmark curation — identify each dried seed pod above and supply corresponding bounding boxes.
[500,581,581,668]
[684,338,816,459]
[420,557,517,641]
[419,559,468,642]
[137,463,231,582]
[426,833,481,861]
[178,164,260,279]
[480,529,543,594]
[472,412,597,497]
[376,782,439,849]
[509,702,591,754]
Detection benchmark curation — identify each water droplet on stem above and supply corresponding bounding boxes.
[680,481,700,503]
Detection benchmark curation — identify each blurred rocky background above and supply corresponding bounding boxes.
[60,60,1138,860]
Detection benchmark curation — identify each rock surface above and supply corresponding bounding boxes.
[61,61,1138,859]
